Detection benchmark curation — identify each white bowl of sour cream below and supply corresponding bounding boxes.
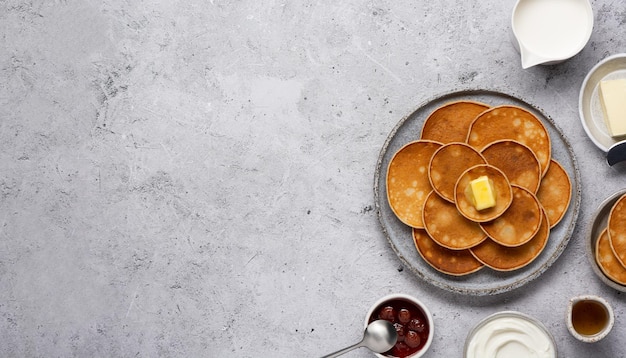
[464,311,557,358]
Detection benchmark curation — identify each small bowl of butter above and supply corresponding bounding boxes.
[579,53,626,155]
[464,311,557,358]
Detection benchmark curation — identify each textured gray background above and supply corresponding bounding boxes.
[1,0,626,357]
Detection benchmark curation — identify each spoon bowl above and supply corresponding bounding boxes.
[362,320,398,353]
[320,320,397,358]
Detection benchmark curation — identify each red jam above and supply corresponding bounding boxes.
[369,299,430,358]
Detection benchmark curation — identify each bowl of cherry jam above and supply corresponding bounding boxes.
[365,294,433,358]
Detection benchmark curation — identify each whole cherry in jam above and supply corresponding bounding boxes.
[369,299,430,358]
[398,308,412,324]
[408,318,426,333]
[405,330,421,348]
[379,306,396,322]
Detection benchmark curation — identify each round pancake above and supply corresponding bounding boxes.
[420,100,490,143]
[481,140,542,194]
[596,228,626,285]
[423,191,487,250]
[413,228,484,276]
[608,194,626,268]
[429,142,486,202]
[387,140,442,228]
[536,159,572,228]
[467,105,551,176]
[454,164,513,222]
[471,207,549,271]
[480,185,542,247]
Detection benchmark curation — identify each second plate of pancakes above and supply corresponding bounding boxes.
[587,189,626,292]
[374,89,581,296]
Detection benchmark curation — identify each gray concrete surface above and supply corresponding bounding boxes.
[1,0,626,357]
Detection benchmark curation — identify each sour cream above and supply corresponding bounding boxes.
[465,312,556,358]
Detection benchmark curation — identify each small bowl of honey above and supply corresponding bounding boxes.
[566,295,614,343]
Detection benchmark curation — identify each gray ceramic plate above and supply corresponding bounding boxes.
[579,53,626,152]
[586,189,626,292]
[374,89,581,296]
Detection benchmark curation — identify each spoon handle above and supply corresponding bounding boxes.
[320,341,364,358]
[607,140,626,166]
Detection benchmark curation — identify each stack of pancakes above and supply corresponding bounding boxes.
[386,101,572,276]
[595,194,626,285]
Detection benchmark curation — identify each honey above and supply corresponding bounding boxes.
[571,300,609,336]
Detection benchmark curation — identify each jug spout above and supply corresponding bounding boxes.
[519,45,557,69]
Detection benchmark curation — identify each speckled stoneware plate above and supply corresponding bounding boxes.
[586,189,626,292]
[579,53,626,152]
[374,89,581,296]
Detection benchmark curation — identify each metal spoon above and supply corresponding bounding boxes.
[320,320,397,358]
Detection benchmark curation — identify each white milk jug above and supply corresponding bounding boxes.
[511,0,594,69]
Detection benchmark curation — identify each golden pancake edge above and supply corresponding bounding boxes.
[596,228,626,286]
[420,100,490,144]
[467,105,552,177]
[413,228,484,276]
[608,194,626,268]
[480,185,543,247]
[536,159,572,228]
[471,207,550,271]
[386,140,442,228]
[423,190,487,250]
[429,142,486,203]
[481,139,542,194]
